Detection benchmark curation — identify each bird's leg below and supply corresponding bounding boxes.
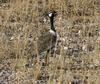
[45,49,50,66]
[25,55,34,68]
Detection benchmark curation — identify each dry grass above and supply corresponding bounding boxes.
[0,0,100,84]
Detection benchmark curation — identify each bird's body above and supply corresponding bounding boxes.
[37,31,56,53]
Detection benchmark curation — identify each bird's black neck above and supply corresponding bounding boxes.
[50,17,56,32]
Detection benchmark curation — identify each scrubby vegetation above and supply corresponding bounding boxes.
[0,0,100,84]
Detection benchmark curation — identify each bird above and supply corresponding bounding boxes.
[26,11,59,67]
[37,11,59,54]
[37,11,59,64]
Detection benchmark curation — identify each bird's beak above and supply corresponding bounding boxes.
[53,11,57,16]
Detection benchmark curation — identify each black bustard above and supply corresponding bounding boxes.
[37,11,59,54]
[26,11,59,67]
[37,11,59,65]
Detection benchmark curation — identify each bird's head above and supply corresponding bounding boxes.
[48,11,57,18]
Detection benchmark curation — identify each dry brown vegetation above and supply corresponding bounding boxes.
[0,0,100,84]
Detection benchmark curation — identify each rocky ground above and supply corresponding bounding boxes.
[0,0,100,84]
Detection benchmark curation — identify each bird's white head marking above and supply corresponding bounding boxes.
[48,13,53,17]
